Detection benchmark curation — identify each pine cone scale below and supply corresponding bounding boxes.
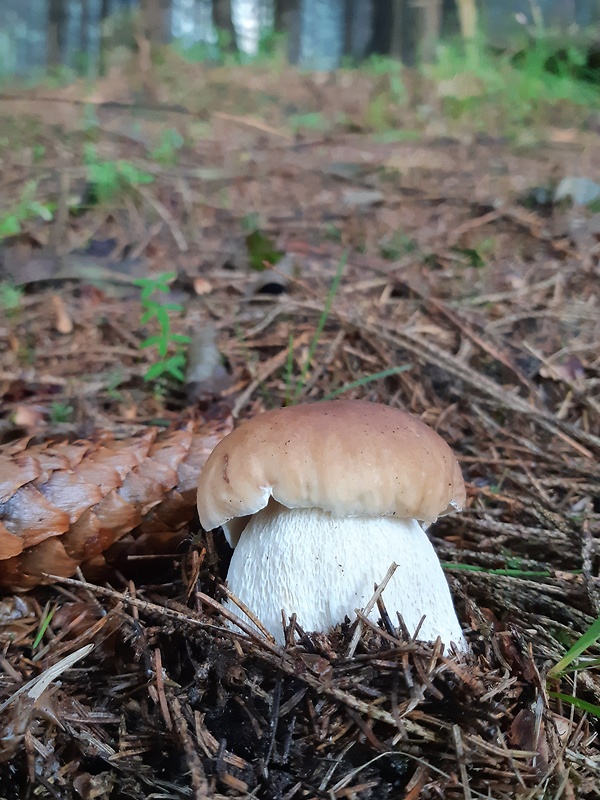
[0,522,22,559]
[2,485,71,548]
[0,453,39,503]
[0,416,233,590]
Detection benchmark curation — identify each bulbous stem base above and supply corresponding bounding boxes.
[224,502,465,650]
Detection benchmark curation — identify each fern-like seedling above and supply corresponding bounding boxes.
[134,272,191,383]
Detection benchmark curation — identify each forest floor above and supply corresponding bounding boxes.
[0,52,600,799]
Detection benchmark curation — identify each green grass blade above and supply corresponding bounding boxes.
[442,563,551,578]
[284,331,295,407]
[322,365,412,401]
[33,607,56,648]
[293,251,347,402]
[549,691,600,719]
[557,658,600,675]
[548,616,600,679]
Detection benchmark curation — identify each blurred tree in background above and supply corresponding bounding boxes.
[140,0,172,43]
[0,0,599,76]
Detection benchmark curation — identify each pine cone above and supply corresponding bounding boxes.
[0,418,232,591]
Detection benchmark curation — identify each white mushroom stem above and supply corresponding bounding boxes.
[224,501,465,650]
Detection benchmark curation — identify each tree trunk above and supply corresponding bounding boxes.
[389,0,404,58]
[140,0,172,44]
[278,0,301,63]
[368,0,393,56]
[100,0,112,24]
[343,0,372,62]
[212,0,237,53]
[99,0,113,75]
[47,0,68,68]
[79,0,91,68]
[275,0,297,32]
[418,0,442,63]
[455,0,477,41]
[299,0,344,71]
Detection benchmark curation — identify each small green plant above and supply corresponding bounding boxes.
[379,231,417,261]
[0,281,23,312]
[301,256,345,399]
[150,129,184,166]
[245,228,284,271]
[32,144,46,163]
[373,130,421,144]
[84,144,154,203]
[586,198,600,214]
[324,223,343,243]
[104,369,126,401]
[178,40,220,64]
[365,55,407,105]
[287,111,330,134]
[284,253,347,406]
[215,27,237,56]
[362,56,407,132]
[428,33,600,131]
[282,258,413,406]
[0,180,54,240]
[83,103,100,131]
[177,32,241,67]
[255,29,287,61]
[49,402,74,424]
[134,272,190,383]
[451,245,486,268]
[364,92,393,133]
[323,365,412,401]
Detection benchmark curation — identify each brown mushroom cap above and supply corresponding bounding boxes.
[197,400,465,534]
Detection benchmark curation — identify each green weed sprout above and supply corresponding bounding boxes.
[0,180,54,240]
[322,365,412,401]
[84,144,154,203]
[50,402,74,424]
[150,129,184,166]
[284,253,347,406]
[284,252,412,405]
[134,271,190,383]
[429,32,599,132]
[0,281,23,312]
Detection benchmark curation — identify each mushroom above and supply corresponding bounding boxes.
[197,400,466,649]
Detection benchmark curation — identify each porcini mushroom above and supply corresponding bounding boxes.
[197,400,466,649]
